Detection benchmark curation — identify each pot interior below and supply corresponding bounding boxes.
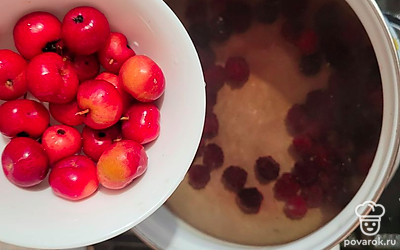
[140,0,398,248]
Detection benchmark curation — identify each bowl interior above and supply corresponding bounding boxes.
[0,0,205,249]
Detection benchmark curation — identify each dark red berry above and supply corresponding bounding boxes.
[203,112,219,139]
[281,20,304,44]
[209,0,228,15]
[204,65,227,92]
[286,104,309,134]
[188,23,211,48]
[292,135,313,156]
[281,0,309,19]
[273,173,300,201]
[320,38,351,70]
[349,107,381,149]
[188,164,211,189]
[185,0,208,24]
[302,121,326,141]
[339,22,363,47]
[254,0,281,24]
[195,139,206,157]
[307,144,332,169]
[295,30,319,55]
[197,46,216,70]
[301,184,324,208]
[334,184,353,208]
[335,158,355,176]
[236,187,263,214]
[305,89,330,107]
[222,166,247,192]
[318,171,340,193]
[324,180,352,208]
[206,88,218,111]
[326,131,353,156]
[356,149,375,176]
[255,156,280,182]
[222,1,252,33]
[304,89,334,120]
[367,88,383,115]
[209,16,232,43]
[355,46,380,83]
[314,2,343,39]
[225,56,250,87]
[299,52,323,76]
[203,143,224,169]
[284,196,308,219]
[327,72,347,95]
[292,160,319,186]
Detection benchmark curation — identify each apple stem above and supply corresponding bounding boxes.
[120,116,129,121]
[5,80,13,87]
[75,109,90,116]
[108,58,114,65]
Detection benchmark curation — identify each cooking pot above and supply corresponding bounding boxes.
[133,0,400,249]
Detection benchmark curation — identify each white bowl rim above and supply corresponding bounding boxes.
[0,0,205,248]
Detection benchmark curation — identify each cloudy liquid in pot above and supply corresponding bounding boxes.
[165,0,383,245]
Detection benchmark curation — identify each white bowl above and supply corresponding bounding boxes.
[133,0,400,249]
[0,0,205,249]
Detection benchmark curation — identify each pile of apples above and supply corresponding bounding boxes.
[0,6,165,201]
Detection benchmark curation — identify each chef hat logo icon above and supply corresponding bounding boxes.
[355,201,385,236]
